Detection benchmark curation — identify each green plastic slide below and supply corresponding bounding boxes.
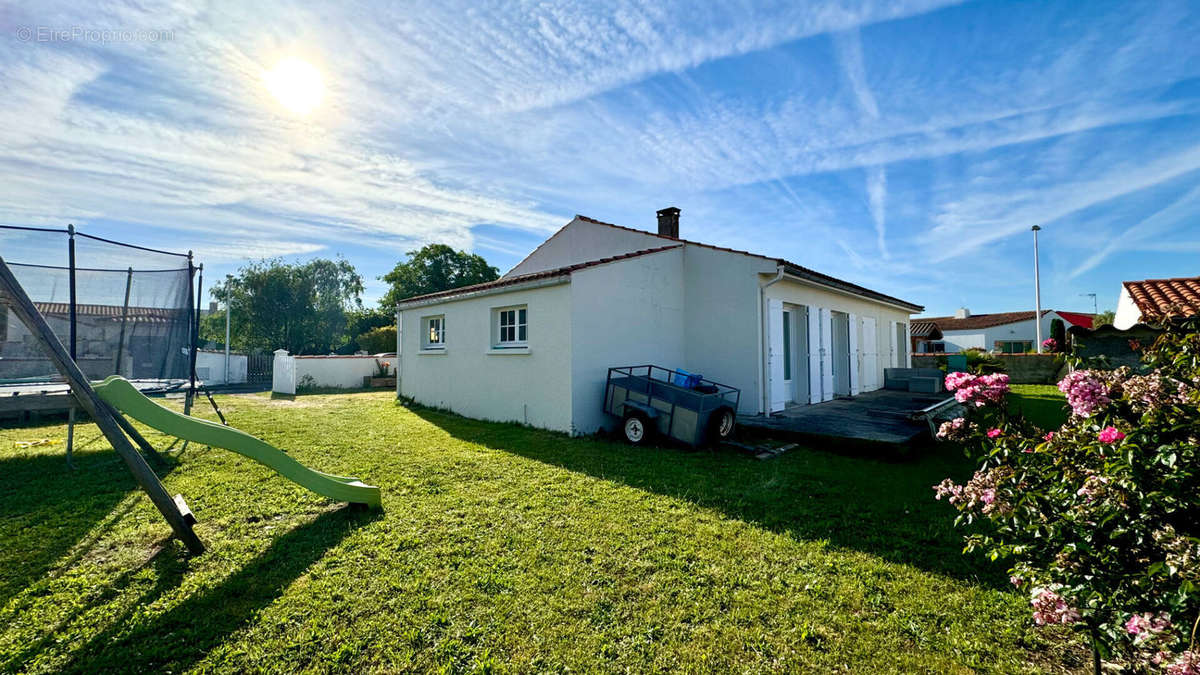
[94,376,382,508]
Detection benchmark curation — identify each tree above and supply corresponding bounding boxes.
[356,325,397,354]
[379,244,498,308]
[206,258,364,354]
[1094,310,1116,327]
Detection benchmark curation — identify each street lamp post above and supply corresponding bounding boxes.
[224,275,232,384]
[1032,225,1043,353]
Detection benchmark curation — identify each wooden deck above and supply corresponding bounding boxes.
[738,389,957,448]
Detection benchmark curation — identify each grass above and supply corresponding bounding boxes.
[1008,384,1069,431]
[0,391,1085,673]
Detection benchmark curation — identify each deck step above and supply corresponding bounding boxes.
[720,439,798,460]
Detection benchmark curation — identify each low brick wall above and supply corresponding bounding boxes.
[912,353,1066,385]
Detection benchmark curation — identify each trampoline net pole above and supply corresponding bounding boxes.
[66,224,77,468]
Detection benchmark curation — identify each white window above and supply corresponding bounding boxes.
[493,305,527,347]
[422,315,445,350]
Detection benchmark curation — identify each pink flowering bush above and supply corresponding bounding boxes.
[1057,369,1115,417]
[933,318,1200,671]
[1042,337,1059,352]
[944,371,1010,407]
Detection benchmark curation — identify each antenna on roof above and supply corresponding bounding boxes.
[1080,293,1098,314]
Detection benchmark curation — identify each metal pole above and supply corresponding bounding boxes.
[184,252,196,415]
[224,274,231,385]
[114,266,133,375]
[1032,225,1043,354]
[67,224,77,469]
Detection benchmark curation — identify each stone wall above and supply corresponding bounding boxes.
[912,353,1066,384]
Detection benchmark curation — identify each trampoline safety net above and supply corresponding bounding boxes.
[0,226,195,386]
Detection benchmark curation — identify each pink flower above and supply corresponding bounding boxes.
[1010,575,1023,587]
[1097,426,1126,444]
[1058,370,1112,417]
[1163,650,1200,675]
[987,428,1002,438]
[1125,612,1172,639]
[1076,475,1109,501]
[1043,432,1054,441]
[1031,587,1081,626]
[980,488,996,505]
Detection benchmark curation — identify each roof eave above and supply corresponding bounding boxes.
[778,264,924,313]
[396,274,570,310]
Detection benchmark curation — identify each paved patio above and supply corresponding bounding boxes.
[738,389,958,448]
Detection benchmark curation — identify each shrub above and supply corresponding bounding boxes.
[933,318,1200,672]
[1051,318,1067,351]
[962,347,1005,374]
[357,325,397,354]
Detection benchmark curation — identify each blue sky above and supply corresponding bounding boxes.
[1,0,1197,316]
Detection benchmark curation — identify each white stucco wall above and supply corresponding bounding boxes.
[568,247,686,435]
[295,356,387,389]
[398,282,574,432]
[272,353,389,392]
[681,245,776,414]
[1114,286,1141,330]
[195,350,247,385]
[503,217,665,278]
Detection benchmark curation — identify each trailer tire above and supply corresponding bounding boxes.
[706,407,736,445]
[622,411,651,445]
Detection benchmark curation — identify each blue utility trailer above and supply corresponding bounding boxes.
[604,365,741,447]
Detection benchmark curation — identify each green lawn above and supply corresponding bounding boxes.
[0,391,1084,673]
[1008,384,1069,431]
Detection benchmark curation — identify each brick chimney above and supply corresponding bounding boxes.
[656,207,680,238]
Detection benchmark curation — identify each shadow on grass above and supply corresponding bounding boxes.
[59,505,378,674]
[0,446,172,609]
[1007,392,1069,431]
[410,406,1005,586]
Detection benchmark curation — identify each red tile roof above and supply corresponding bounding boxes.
[33,302,186,323]
[1123,277,1200,319]
[1054,310,1094,329]
[398,245,682,305]
[573,215,923,311]
[920,309,1092,331]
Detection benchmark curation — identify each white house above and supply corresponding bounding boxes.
[1115,276,1200,329]
[395,209,923,436]
[917,308,1094,353]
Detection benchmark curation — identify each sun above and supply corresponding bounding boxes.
[264,58,324,116]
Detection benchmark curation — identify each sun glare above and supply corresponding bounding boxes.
[264,58,324,116]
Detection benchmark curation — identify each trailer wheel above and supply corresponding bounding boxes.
[707,407,736,444]
[622,411,651,445]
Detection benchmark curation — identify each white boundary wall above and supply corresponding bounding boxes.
[272,351,393,394]
[195,350,247,385]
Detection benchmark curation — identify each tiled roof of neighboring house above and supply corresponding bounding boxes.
[571,215,924,312]
[398,245,682,305]
[910,320,942,338]
[1054,310,1094,329]
[1123,277,1200,319]
[921,309,1095,332]
[32,302,187,323]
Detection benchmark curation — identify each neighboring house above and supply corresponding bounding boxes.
[1114,276,1200,329]
[395,208,924,436]
[909,320,943,353]
[917,308,1093,353]
[1,302,191,379]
